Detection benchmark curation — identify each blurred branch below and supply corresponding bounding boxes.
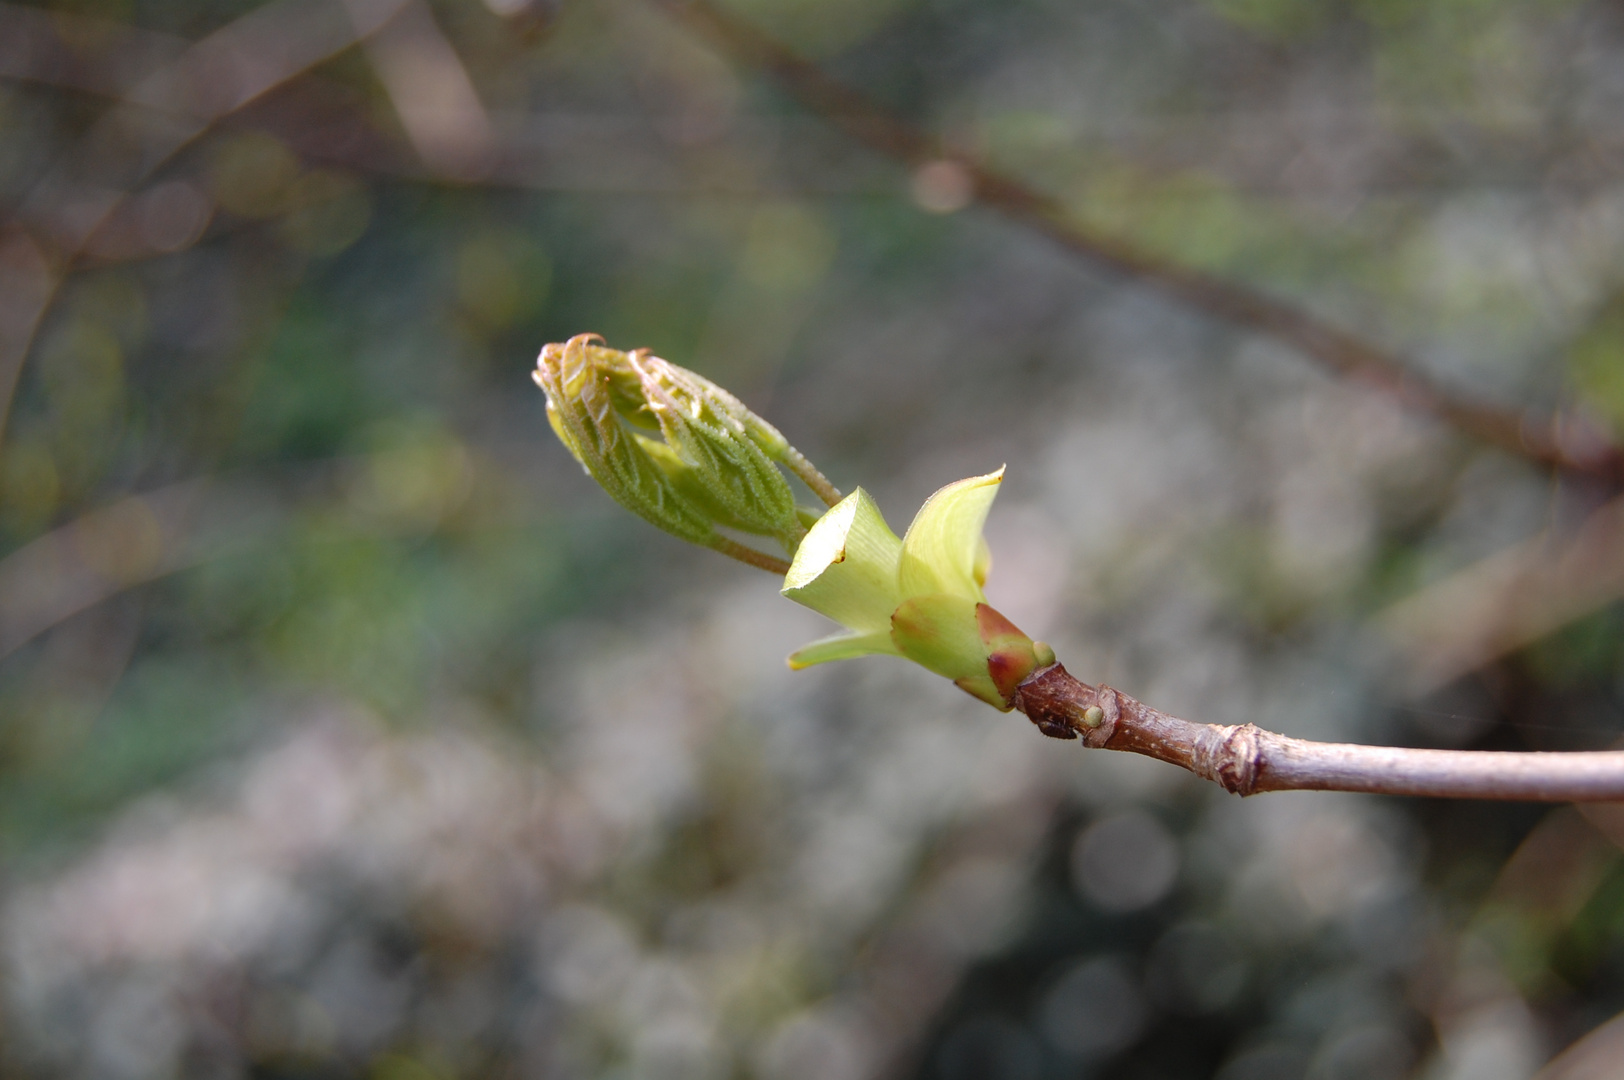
[1015,663,1624,801]
[0,3,187,96]
[0,5,858,202]
[1381,492,1624,696]
[1534,1010,1624,1080]
[0,0,415,446]
[0,482,208,660]
[0,226,53,439]
[0,3,410,180]
[0,479,287,661]
[646,0,1624,488]
[339,0,498,179]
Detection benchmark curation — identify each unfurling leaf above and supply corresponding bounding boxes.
[537,337,1048,710]
[534,335,839,572]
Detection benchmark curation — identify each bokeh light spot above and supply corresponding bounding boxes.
[1070,810,1180,912]
[738,204,837,293]
[911,160,974,214]
[210,132,299,219]
[1038,954,1149,1059]
[279,171,372,257]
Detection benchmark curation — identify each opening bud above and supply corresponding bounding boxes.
[535,334,840,572]
[782,468,1051,710]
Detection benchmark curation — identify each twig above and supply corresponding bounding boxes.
[647,0,1624,488]
[1015,662,1624,801]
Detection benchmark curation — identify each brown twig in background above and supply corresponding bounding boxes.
[0,0,417,447]
[0,2,187,97]
[0,482,212,660]
[1015,662,1624,801]
[1381,490,1624,695]
[648,0,1624,488]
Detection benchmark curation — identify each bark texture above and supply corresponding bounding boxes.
[1013,663,1624,802]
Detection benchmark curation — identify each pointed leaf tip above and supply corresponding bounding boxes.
[897,467,1004,601]
[787,629,899,669]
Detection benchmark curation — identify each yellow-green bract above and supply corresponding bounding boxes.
[781,469,1053,710]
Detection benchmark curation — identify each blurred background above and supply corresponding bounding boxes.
[4,0,1624,1077]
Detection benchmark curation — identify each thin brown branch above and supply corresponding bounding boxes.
[647,0,1624,489]
[1014,662,1624,801]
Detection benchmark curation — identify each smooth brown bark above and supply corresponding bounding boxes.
[1013,662,1624,802]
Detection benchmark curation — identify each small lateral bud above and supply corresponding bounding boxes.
[1081,705,1106,729]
